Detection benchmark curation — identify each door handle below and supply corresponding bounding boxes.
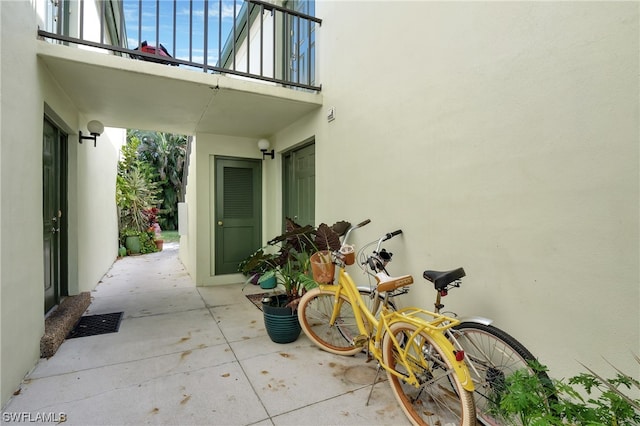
[51,217,60,233]
[217,221,223,226]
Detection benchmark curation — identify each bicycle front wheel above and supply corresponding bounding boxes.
[383,321,476,426]
[452,322,554,425]
[297,288,362,356]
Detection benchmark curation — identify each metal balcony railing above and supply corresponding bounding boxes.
[37,0,321,91]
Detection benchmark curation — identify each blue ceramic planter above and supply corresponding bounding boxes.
[259,274,277,289]
[262,295,301,344]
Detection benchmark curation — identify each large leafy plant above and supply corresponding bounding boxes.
[128,130,187,230]
[116,136,163,248]
[239,218,350,307]
[488,358,640,425]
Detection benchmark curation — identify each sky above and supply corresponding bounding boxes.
[122,0,243,66]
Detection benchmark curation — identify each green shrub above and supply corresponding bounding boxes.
[490,358,640,426]
[139,231,157,254]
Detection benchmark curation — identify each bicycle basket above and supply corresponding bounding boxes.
[310,250,335,283]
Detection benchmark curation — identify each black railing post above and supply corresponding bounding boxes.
[189,0,193,63]
[172,1,177,57]
[259,4,264,77]
[204,0,209,71]
[137,0,142,50]
[232,0,237,71]
[272,7,276,80]
[246,3,250,75]
[155,0,160,60]
[79,0,84,39]
[99,0,105,44]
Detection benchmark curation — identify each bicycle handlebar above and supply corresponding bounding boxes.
[342,219,371,248]
[383,229,402,241]
[356,219,371,228]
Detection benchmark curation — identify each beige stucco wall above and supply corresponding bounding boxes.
[0,0,45,407]
[188,133,264,286]
[75,125,121,293]
[268,2,638,382]
[1,0,121,406]
[179,139,198,278]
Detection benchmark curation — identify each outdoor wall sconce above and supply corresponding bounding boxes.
[258,138,274,159]
[79,120,105,147]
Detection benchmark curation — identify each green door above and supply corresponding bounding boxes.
[43,118,67,313]
[213,157,262,275]
[283,142,315,227]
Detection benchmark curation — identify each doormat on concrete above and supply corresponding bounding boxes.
[245,293,272,311]
[67,312,123,339]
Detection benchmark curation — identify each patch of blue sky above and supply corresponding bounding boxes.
[123,0,241,66]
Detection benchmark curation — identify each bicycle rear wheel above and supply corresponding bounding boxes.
[297,288,362,356]
[383,321,476,426]
[452,322,554,425]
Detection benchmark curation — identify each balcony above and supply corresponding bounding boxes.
[37,0,322,136]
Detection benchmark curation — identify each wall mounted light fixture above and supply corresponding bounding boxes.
[258,138,274,159]
[79,120,105,147]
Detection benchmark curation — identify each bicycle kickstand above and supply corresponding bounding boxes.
[365,364,384,406]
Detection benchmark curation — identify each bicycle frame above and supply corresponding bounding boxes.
[317,262,474,391]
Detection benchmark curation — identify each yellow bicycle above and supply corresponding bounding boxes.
[297,220,477,426]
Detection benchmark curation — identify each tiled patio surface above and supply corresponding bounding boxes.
[1,243,409,425]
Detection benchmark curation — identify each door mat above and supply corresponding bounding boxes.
[67,312,124,339]
[245,293,274,311]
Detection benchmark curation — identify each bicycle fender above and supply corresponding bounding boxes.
[429,331,475,392]
[387,317,475,392]
[456,316,493,326]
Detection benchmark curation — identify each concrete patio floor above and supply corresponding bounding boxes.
[2,243,409,425]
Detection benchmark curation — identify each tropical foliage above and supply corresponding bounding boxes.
[126,130,187,230]
[489,358,640,425]
[239,218,351,306]
[116,136,162,234]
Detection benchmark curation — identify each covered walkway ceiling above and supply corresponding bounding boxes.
[37,42,323,137]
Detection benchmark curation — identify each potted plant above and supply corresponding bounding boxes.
[121,228,142,255]
[144,207,164,251]
[238,218,351,343]
[116,136,163,255]
[238,248,279,286]
[255,218,350,306]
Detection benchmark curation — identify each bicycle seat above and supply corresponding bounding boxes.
[423,268,466,291]
[375,272,414,293]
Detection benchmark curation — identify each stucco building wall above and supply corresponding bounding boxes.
[269,1,639,381]
[1,1,121,405]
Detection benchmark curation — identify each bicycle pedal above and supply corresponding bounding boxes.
[352,334,369,347]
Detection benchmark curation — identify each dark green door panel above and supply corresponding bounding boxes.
[283,142,315,227]
[213,157,262,275]
[43,117,67,313]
